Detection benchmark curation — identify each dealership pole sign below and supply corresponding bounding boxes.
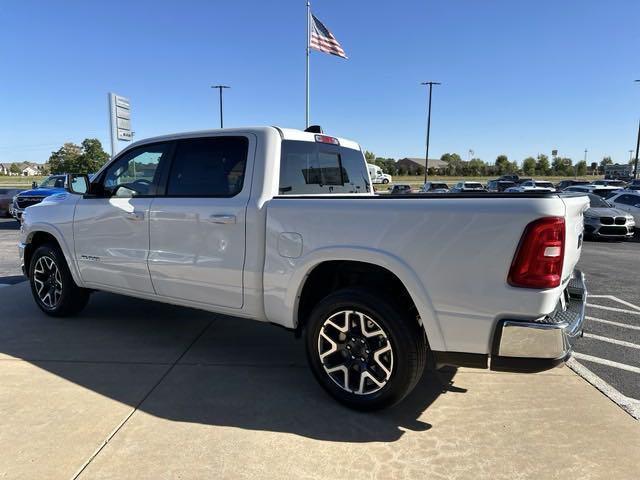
[108,93,132,156]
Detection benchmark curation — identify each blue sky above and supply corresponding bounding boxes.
[1,0,639,165]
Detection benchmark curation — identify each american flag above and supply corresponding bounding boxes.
[310,14,347,59]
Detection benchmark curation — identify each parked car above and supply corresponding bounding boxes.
[419,182,449,193]
[0,188,21,217]
[389,184,414,194]
[11,174,68,220]
[582,194,635,239]
[606,190,640,224]
[592,179,627,188]
[497,174,520,182]
[450,181,486,192]
[627,179,640,191]
[19,126,588,410]
[556,180,590,191]
[486,180,516,192]
[506,180,556,192]
[564,185,622,198]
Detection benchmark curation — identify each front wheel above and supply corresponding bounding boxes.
[29,243,90,317]
[382,178,389,184]
[305,288,427,410]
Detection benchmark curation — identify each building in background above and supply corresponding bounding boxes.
[396,157,448,175]
[604,164,633,180]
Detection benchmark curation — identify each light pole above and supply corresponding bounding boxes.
[633,80,640,179]
[211,85,230,128]
[421,81,441,183]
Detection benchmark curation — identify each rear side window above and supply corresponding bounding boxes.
[279,140,370,195]
[167,136,248,196]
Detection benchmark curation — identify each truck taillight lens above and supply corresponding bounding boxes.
[508,217,565,289]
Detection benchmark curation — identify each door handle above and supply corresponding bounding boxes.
[209,214,236,224]
[125,211,145,221]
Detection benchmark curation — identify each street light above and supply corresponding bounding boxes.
[211,85,230,128]
[633,80,640,179]
[421,81,441,183]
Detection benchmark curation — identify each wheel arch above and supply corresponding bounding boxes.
[288,248,445,351]
[24,225,82,285]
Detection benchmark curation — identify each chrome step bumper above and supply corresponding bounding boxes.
[491,270,586,371]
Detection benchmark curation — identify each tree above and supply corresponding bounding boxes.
[48,139,109,174]
[441,153,463,175]
[381,158,397,176]
[364,150,376,163]
[590,162,598,175]
[600,156,613,167]
[79,139,110,173]
[575,160,587,176]
[522,157,536,176]
[467,158,487,176]
[415,165,425,176]
[551,156,573,176]
[9,163,22,175]
[495,155,510,175]
[535,154,551,176]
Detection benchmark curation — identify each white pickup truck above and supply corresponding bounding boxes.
[18,127,588,410]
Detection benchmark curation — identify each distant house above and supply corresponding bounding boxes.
[396,157,448,174]
[0,163,9,175]
[22,166,39,176]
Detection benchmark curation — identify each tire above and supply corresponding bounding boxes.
[29,243,90,317]
[305,288,427,410]
[382,178,389,184]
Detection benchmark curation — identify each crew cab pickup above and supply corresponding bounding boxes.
[18,127,588,410]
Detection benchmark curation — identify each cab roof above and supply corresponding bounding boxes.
[119,126,361,154]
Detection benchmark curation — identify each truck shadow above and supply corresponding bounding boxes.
[0,285,466,443]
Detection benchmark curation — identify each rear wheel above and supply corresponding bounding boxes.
[305,288,427,410]
[382,178,389,184]
[29,243,90,317]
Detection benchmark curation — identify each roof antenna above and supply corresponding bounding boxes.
[304,125,323,134]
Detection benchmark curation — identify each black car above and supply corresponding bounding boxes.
[556,179,590,191]
[486,180,516,192]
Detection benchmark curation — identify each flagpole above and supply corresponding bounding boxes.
[306,0,310,128]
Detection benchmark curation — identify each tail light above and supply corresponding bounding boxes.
[508,217,565,289]
[314,134,340,145]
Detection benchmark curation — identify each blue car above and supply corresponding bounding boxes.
[11,174,68,220]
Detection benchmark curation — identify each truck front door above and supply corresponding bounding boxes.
[74,142,174,294]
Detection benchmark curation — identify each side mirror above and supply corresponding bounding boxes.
[31,181,38,189]
[66,174,89,195]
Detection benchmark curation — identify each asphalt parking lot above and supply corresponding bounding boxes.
[571,235,640,416]
[0,217,638,479]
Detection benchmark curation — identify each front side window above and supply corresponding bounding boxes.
[39,176,65,189]
[167,136,248,196]
[279,140,370,195]
[616,194,639,206]
[103,143,171,197]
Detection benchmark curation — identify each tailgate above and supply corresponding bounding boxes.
[560,193,589,283]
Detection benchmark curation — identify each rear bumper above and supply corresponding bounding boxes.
[491,270,586,371]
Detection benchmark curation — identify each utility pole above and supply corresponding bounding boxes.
[211,85,230,128]
[633,80,640,179]
[421,81,441,183]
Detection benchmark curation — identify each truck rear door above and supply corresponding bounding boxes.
[147,135,253,309]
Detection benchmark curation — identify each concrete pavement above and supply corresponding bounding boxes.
[0,282,638,480]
